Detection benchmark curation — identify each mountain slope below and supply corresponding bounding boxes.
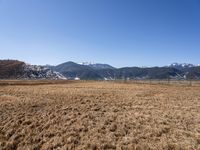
[54,62,102,80]
[97,67,183,80]
[184,66,200,79]
[0,60,66,79]
[80,62,115,70]
[0,60,25,79]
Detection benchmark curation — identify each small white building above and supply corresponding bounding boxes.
[74,77,80,80]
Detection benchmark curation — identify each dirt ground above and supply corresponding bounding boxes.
[0,81,200,150]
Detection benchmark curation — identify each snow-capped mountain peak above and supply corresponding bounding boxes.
[169,63,195,69]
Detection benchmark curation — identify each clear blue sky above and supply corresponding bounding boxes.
[0,0,200,67]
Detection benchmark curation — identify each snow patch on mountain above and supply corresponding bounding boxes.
[22,64,67,79]
[79,62,94,65]
[79,62,115,69]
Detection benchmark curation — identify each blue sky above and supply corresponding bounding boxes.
[0,0,200,67]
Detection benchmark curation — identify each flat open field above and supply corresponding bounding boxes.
[0,81,200,150]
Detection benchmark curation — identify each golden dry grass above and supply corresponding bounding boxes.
[0,81,200,150]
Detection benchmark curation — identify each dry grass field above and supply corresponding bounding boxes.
[0,81,200,150]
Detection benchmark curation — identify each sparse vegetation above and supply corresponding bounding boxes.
[0,81,200,149]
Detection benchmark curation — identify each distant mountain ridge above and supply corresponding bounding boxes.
[1,60,200,80]
[50,61,200,80]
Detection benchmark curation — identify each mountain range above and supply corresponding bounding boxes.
[1,60,200,80]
